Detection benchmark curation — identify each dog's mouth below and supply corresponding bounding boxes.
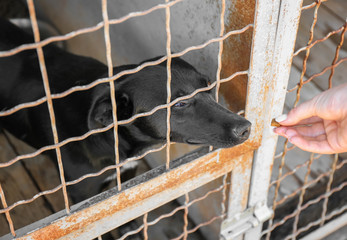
[185,139,206,145]
[185,138,247,148]
[186,139,235,148]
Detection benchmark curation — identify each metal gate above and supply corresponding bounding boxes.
[260,0,347,239]
[0,0,346,239]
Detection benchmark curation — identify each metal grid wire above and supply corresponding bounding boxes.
[263,0,347,239]
[2,0,346,239]
[0,0,253,238]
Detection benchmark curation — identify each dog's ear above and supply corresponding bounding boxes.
[116,92,133,120]
[88,97,113,129]
[88,92,133,130]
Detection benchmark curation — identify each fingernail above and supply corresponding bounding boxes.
[275,114,288,123]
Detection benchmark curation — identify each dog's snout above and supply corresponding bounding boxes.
[232,122,251,141]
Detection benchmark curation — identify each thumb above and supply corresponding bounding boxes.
[279,97,318,126]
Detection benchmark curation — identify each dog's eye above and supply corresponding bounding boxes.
[174,101,187,108]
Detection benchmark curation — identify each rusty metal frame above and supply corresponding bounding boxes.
[2,144,255,239]
[0,0,273,237]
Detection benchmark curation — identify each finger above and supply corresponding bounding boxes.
[298,132,327,142]
[288,135,334,154]
[275,115,322,126]
[273,126,287,136]
[284,128,327,141]
[289,122,325,138]
[274,122,325,138]
[280,97,318,126]
[293,116,322,126]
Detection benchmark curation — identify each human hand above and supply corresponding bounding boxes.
[274,83,347,154]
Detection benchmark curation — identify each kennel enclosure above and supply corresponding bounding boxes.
[0,0,346,239]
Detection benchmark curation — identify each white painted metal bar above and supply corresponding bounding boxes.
[223,0,283,223]
[244,0,304,239]
[221,0,280,238]
[224,152,253,240]
[221,1,283,238]
[220,0,307,238]
[243,0,280,145]
[227,152,253,218]
[300,212,347,240]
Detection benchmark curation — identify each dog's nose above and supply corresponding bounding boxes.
[232,122,251,141]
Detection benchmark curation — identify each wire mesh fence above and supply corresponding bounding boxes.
[110,175,229,240]
[0,0,257,239]
[0,0,346,239]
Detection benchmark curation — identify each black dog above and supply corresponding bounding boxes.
[0,18,251,203]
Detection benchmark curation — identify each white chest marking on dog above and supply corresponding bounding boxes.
[103,161,139,183]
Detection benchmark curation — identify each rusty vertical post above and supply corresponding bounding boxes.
[0,184,16,237]
[221,0,283,238]
[245,0,303,239]
[26,0,71,213]
[101,0,122,192]
[165,0,173,170]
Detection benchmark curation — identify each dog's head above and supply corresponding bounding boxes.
[88,58,251,148]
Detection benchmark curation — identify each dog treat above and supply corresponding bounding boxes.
[271,114,287,127]
[271,118,281,127]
